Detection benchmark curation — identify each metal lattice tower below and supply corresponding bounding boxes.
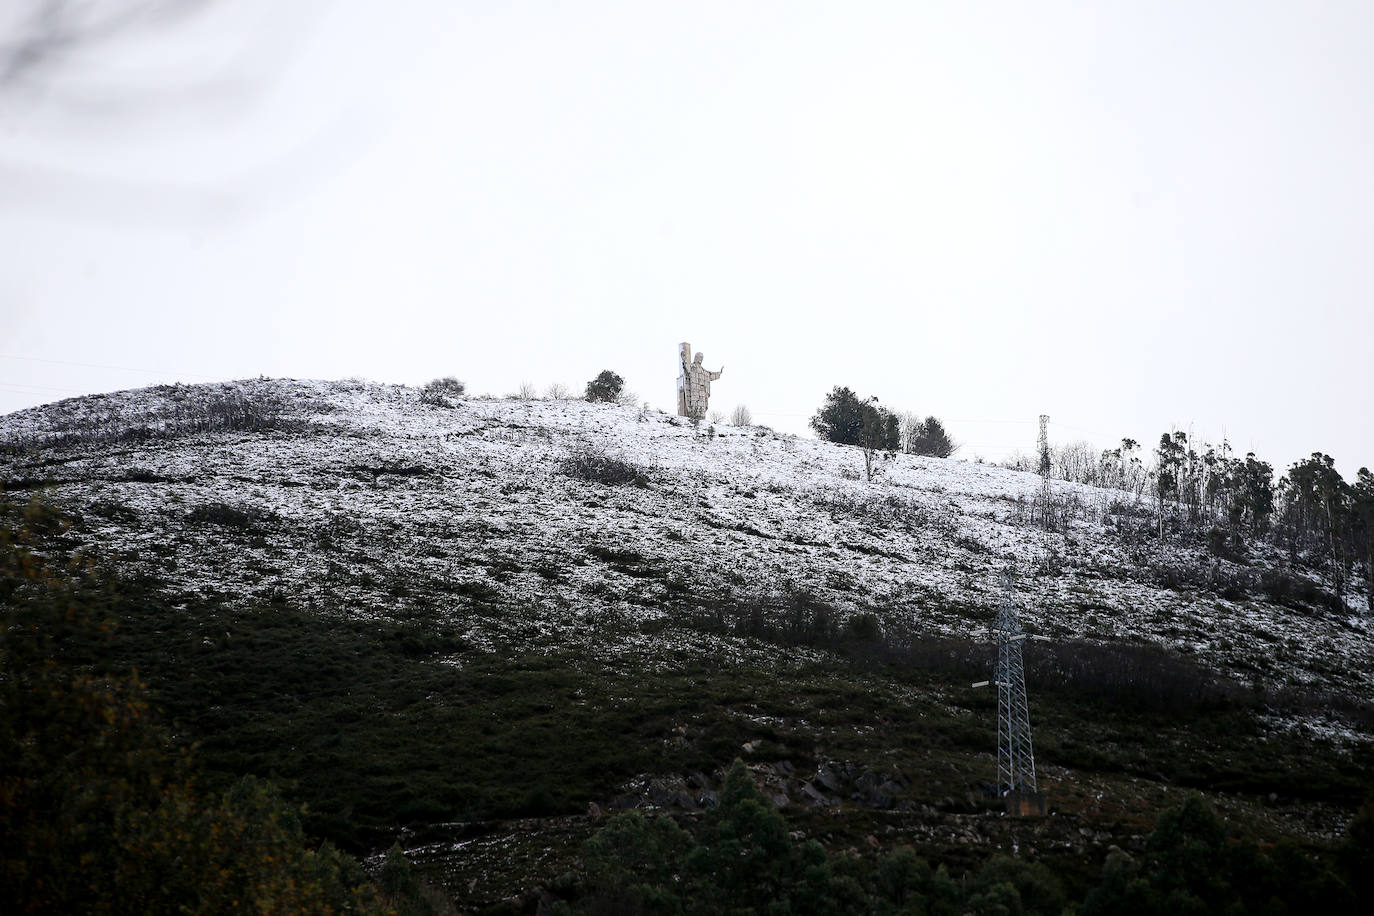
[1037,415,1051,479]
[993,569,1037,795]
[1036,414,1053,530]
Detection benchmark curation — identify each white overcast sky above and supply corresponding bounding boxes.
[2,1,1371,475]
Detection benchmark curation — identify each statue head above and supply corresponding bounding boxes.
[693,352,704,364]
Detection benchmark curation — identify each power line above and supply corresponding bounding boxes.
[0,353,226,380]
[0,381,88,393]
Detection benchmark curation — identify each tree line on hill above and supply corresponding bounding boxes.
[808,385,1372,611]
[810,386,958,480]
[1002,430,1374,611]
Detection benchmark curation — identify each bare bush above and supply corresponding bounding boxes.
[731,404,752,427]
[186,502,267,530]
[687,585,841,648]
[545,383,571,400]
[1030,486,1084,533]
[420,377,466,408]
[560,446,650,487]
[1052,440,1100,486]
[810,490,955,535]
[517,381,538,399]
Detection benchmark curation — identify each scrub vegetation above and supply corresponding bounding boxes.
[2,378,1372,911]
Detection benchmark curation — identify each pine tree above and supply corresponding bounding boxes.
[584,370,624,403]
[906,416,957,458]
[810,386,865,445]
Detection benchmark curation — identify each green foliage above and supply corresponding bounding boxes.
[578,760,969,914]
[1280,452,1353,590]
[1235,452,1275,535]
[811,387,900,450]
[905,416,958,459]
[585,370,625,403]
[379,843,444,916]
[582,812,697,913]
[811,386,864,444]
[872,846,960,915]
[1339,794,1374,903]
[844,612,882,643]
[1154,432,1185,512]
[689,760,796,910]
[967,856,1065,916]
[0,499,385,914]
[7,487,1371,911]
[1081,794,1355,916]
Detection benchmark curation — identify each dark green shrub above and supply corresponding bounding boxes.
[1082,794,1355,916]
[584,371,624,403]
[186,502,262,529]
[845,612,882,643]
[0,503,385,914]
[577,761,965,914]
[970,856,1065,916]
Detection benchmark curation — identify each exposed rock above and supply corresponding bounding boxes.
[814,765,843,793]
[647,780,677,807]
[860,787,896,810]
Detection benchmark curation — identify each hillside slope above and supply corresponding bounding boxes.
[5,378,1374,908]
[2,377,1370,710]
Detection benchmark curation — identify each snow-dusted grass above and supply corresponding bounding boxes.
[3,378,1371,719]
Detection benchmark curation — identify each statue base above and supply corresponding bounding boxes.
[1004,792,1048,817]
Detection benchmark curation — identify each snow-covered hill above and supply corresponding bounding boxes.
[3,378,1370,736]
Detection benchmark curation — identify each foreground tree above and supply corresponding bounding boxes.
[0,499,389,915]
[579,760,959,913]
[1082,794,1354,915]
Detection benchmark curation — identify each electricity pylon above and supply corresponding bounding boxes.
[1036,414,1053,530]
[993,569,1036,794]
[973,569,1044,812]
